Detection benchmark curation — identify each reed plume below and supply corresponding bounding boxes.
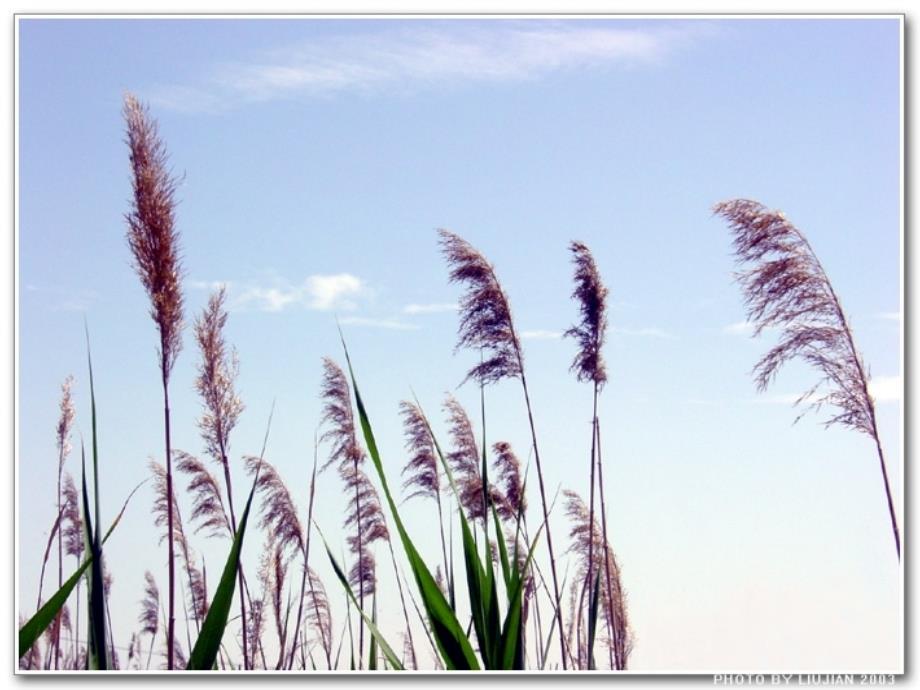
[52,375,75,669]
[304,566,332,669]
[565,242,608,386]
[320,357,371,665]
[150,459,207,635]
[61,473,83,560]
[438,230,522,385]
[244,455,304,554]
[400,400,450,590]
[564,240,612,668]
[443,394,488,523]
[439,229,568,666]
[714,198,900,559]
[124,92,184,668]
[188,562,209,623]
[563,489,630,670]
[139,571,159,669]
[193,285,249,665]
[175,451,232,538]
[492,441,526,522]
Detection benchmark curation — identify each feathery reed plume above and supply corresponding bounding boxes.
[125,92,184,668]
[492,441,526,522]
[439,229,568,666]
[400,401,441,502]
[195,286,244,466]
[161,637,187,670]
[563,490,630,670]
[319,357,371,666]
[400,400,450,591]
[175,451,232,538]
[244,455,305,554]
[140,571,160,638]
[342,465,389,604]
[61,473,83,559]
[192,285,249,665]
[139,571,160,670]
[714,198,900,558]
[564,240,611,668]
[565,242,609,386]
[304,567,333,669]
[319,358,364,473]
[127,632,139,670]
[188,562,209,623]
[438,230,522,385]
[443,394,487,523]
[268,541,290,668]
[150,460,207,635]
[53,375,75,669]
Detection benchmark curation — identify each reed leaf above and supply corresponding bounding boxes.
[338,334,480,670]
[18,478,144,658]
[81,450,109,670]
[186,476,256,670]
[317,528,403,670]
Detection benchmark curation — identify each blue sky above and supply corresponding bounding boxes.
[17,17,901,671]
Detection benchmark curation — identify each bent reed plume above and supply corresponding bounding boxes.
[714,199,900,560]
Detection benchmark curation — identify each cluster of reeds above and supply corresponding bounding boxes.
[19,97,897,673]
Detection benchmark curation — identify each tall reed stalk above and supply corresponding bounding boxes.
[53,376,75,669]
[192,286,249,664]
[714,199,900,559]
[564,241,610,669]
[124,94,185,667]
[439,229,568,667]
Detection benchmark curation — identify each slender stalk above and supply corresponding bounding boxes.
[385,538,417,669]
[287,453,318,670]
[352,453,365,669]
[595,424,622,669]
[161,369,176,670]
[808,234,900,560]
[516,369,567,668]
[585,381,599,670]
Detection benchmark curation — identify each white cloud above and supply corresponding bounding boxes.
[876,311,901,322]
[870,375,901,403]
[189,279,232,292]
[149,23,708,111]
[722,321,755,336]
[338,316,420,331]
[753,377,902,406]
[305,274,364,310]
[226,273,366,312]
[403,302,458,315]
[521,329,563,340]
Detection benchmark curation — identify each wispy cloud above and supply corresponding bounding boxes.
[403,302,458,315]
[148,22,709,112]
[339,316,420,331]
[521,329,563,340]
[25,283,98,312]
[193,273,367,312]
[876,311,901,321]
